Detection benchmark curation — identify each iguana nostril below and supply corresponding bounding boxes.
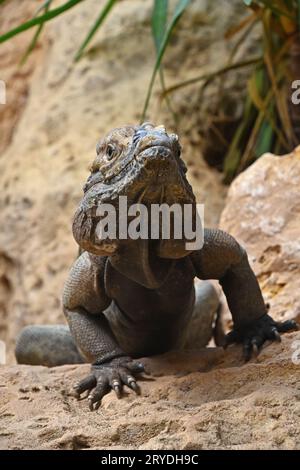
[133,130,146,145]
[140,122,154,130]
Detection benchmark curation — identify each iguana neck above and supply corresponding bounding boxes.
[109,239,175,289]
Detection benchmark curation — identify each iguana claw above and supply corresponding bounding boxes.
[223,314,298,361]
[73,358,145,411]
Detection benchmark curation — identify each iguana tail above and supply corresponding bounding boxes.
[15,324,85,367]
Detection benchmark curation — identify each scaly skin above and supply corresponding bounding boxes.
[15,123,297,411]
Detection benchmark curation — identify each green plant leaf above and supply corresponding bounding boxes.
[151,1,178,125]
[223,95,255,182]
[264,43,293,144]
[238,89,273,172]
[0,0,84,44]
[20,0,53,66]
[141,0,191,121]
[254,119,274,157]
[152,0,169,51]
[247,63,289,150]
[247,67,265,111]
[74,0,117,62]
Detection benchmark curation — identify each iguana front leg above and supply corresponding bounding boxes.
[191,228,297,360]
[63,252,144,410]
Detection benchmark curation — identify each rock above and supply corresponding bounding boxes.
[220,148,300,325]
[0,0,41,155]
[1,332,300,450]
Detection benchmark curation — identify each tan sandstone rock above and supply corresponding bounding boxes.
[220,148,300,325]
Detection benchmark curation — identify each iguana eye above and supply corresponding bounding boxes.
[106,144,117,160]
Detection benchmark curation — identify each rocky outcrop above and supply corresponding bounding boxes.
[1,332,299,450]
[0,0,41,154]
[220,148,300,325]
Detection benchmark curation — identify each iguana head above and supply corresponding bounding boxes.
[73,123,197,287]
[82,122,194,201]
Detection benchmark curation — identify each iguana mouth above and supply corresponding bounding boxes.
[136,144,173,159]
[135,135,175,155]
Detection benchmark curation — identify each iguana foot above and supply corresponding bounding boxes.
[73,357,145,411]
[223,313,298,361]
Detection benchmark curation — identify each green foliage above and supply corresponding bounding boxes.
[0,0,85,43]
[152,0,169,51]
[19,0,53,66]
[150,1,178,124]
[222,0,300,181]
[141,0,191,120]
[74,0,117,62]
[163,0,300,181]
